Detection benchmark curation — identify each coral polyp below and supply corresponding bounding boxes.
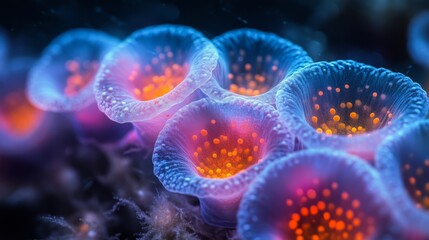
[408,11,429,68]
[200,29,312,105]
[27,28,119,112]
[94,25,218,143]
[0,58,50,154]
[152,97,293,227]
[276,60,429,159]
[376,120,429,238]
[238,150,401,240]
[26,29,131,142]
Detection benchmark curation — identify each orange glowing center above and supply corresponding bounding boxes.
[280,181,375,240]
[190,119,265,178]
[402,160,429,210]
[228,54,283,96]
[64,60,99,96]
[309,85,393,137]
[0,91,42,135]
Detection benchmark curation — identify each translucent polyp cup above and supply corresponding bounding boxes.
[94,25,218,146]
[152,97,294,227]
[238,150,403,240]
[27,28,131,143]
[201,28,312,105]
[376,120,429,239]
[276,60,429,160]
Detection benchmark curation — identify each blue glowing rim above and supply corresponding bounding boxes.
[27,28,119,112]
[237,149,401,239]
[152,97,294,198]
[94,24,218,123]
[200,28,313,105]
[375,120,429,234]
[276,60,429,150]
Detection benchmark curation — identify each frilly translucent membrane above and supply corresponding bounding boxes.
[375,120,429,239]
[276,60,429,160]
[152,97,294,227]
[408,11,429,68]
[94,25,218,142]
[200,28,312,105]
[0,58,51,154]
[27,28,119,112]
[27,28,131,142]
[238,149,402,240]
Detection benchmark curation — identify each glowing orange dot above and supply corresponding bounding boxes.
[329,108,336,115]
[349,112,358,119]
[352,200,360,209]
[292,213,300,221]
[346,102,353,109]
[200,129,208,136]
[211,119,216,124]
[373,118,380,125]
[336,220,345,231]
[307,189,317,199]
[323,212,331,220]
[237,138,244,144]
[310,205,318,215]
[289,220,298,230]
[314,104,320,110]
[311,116,318,123]
[300,207,309,216]
[213,138,220,144]
[192,135,198,141]
[317,201,326,210]
[318,91,324,96]
[333,115,341,122]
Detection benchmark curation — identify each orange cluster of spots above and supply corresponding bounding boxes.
[128,46,188,101]
[309,85,393,137]
[227,52,284,96]
[64,60,99,96]
[402,160,429,210]
[0,91,42,135]
[190,119,265,178]
[280,180,375,240]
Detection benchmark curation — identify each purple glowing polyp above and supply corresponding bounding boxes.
[200,28,312,105]
[376,120,429,239]
[0,58,51,154]
[94,25,218,144]
[27,28,131,142]
[152,97,294,227]
[238,149,402,240]
[276,60,429,160]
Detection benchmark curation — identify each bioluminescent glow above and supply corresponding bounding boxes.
[408,11,429,68]
[0,58,50,154]
[0,27,8,71]
[276,60,429,160]
[152,97,293,227]
[27,28,119,112]
[26,29,131,142]
[94,25,218,143]
[200,28,312,105]
[238,150,402,240]
[376,120,429,238]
